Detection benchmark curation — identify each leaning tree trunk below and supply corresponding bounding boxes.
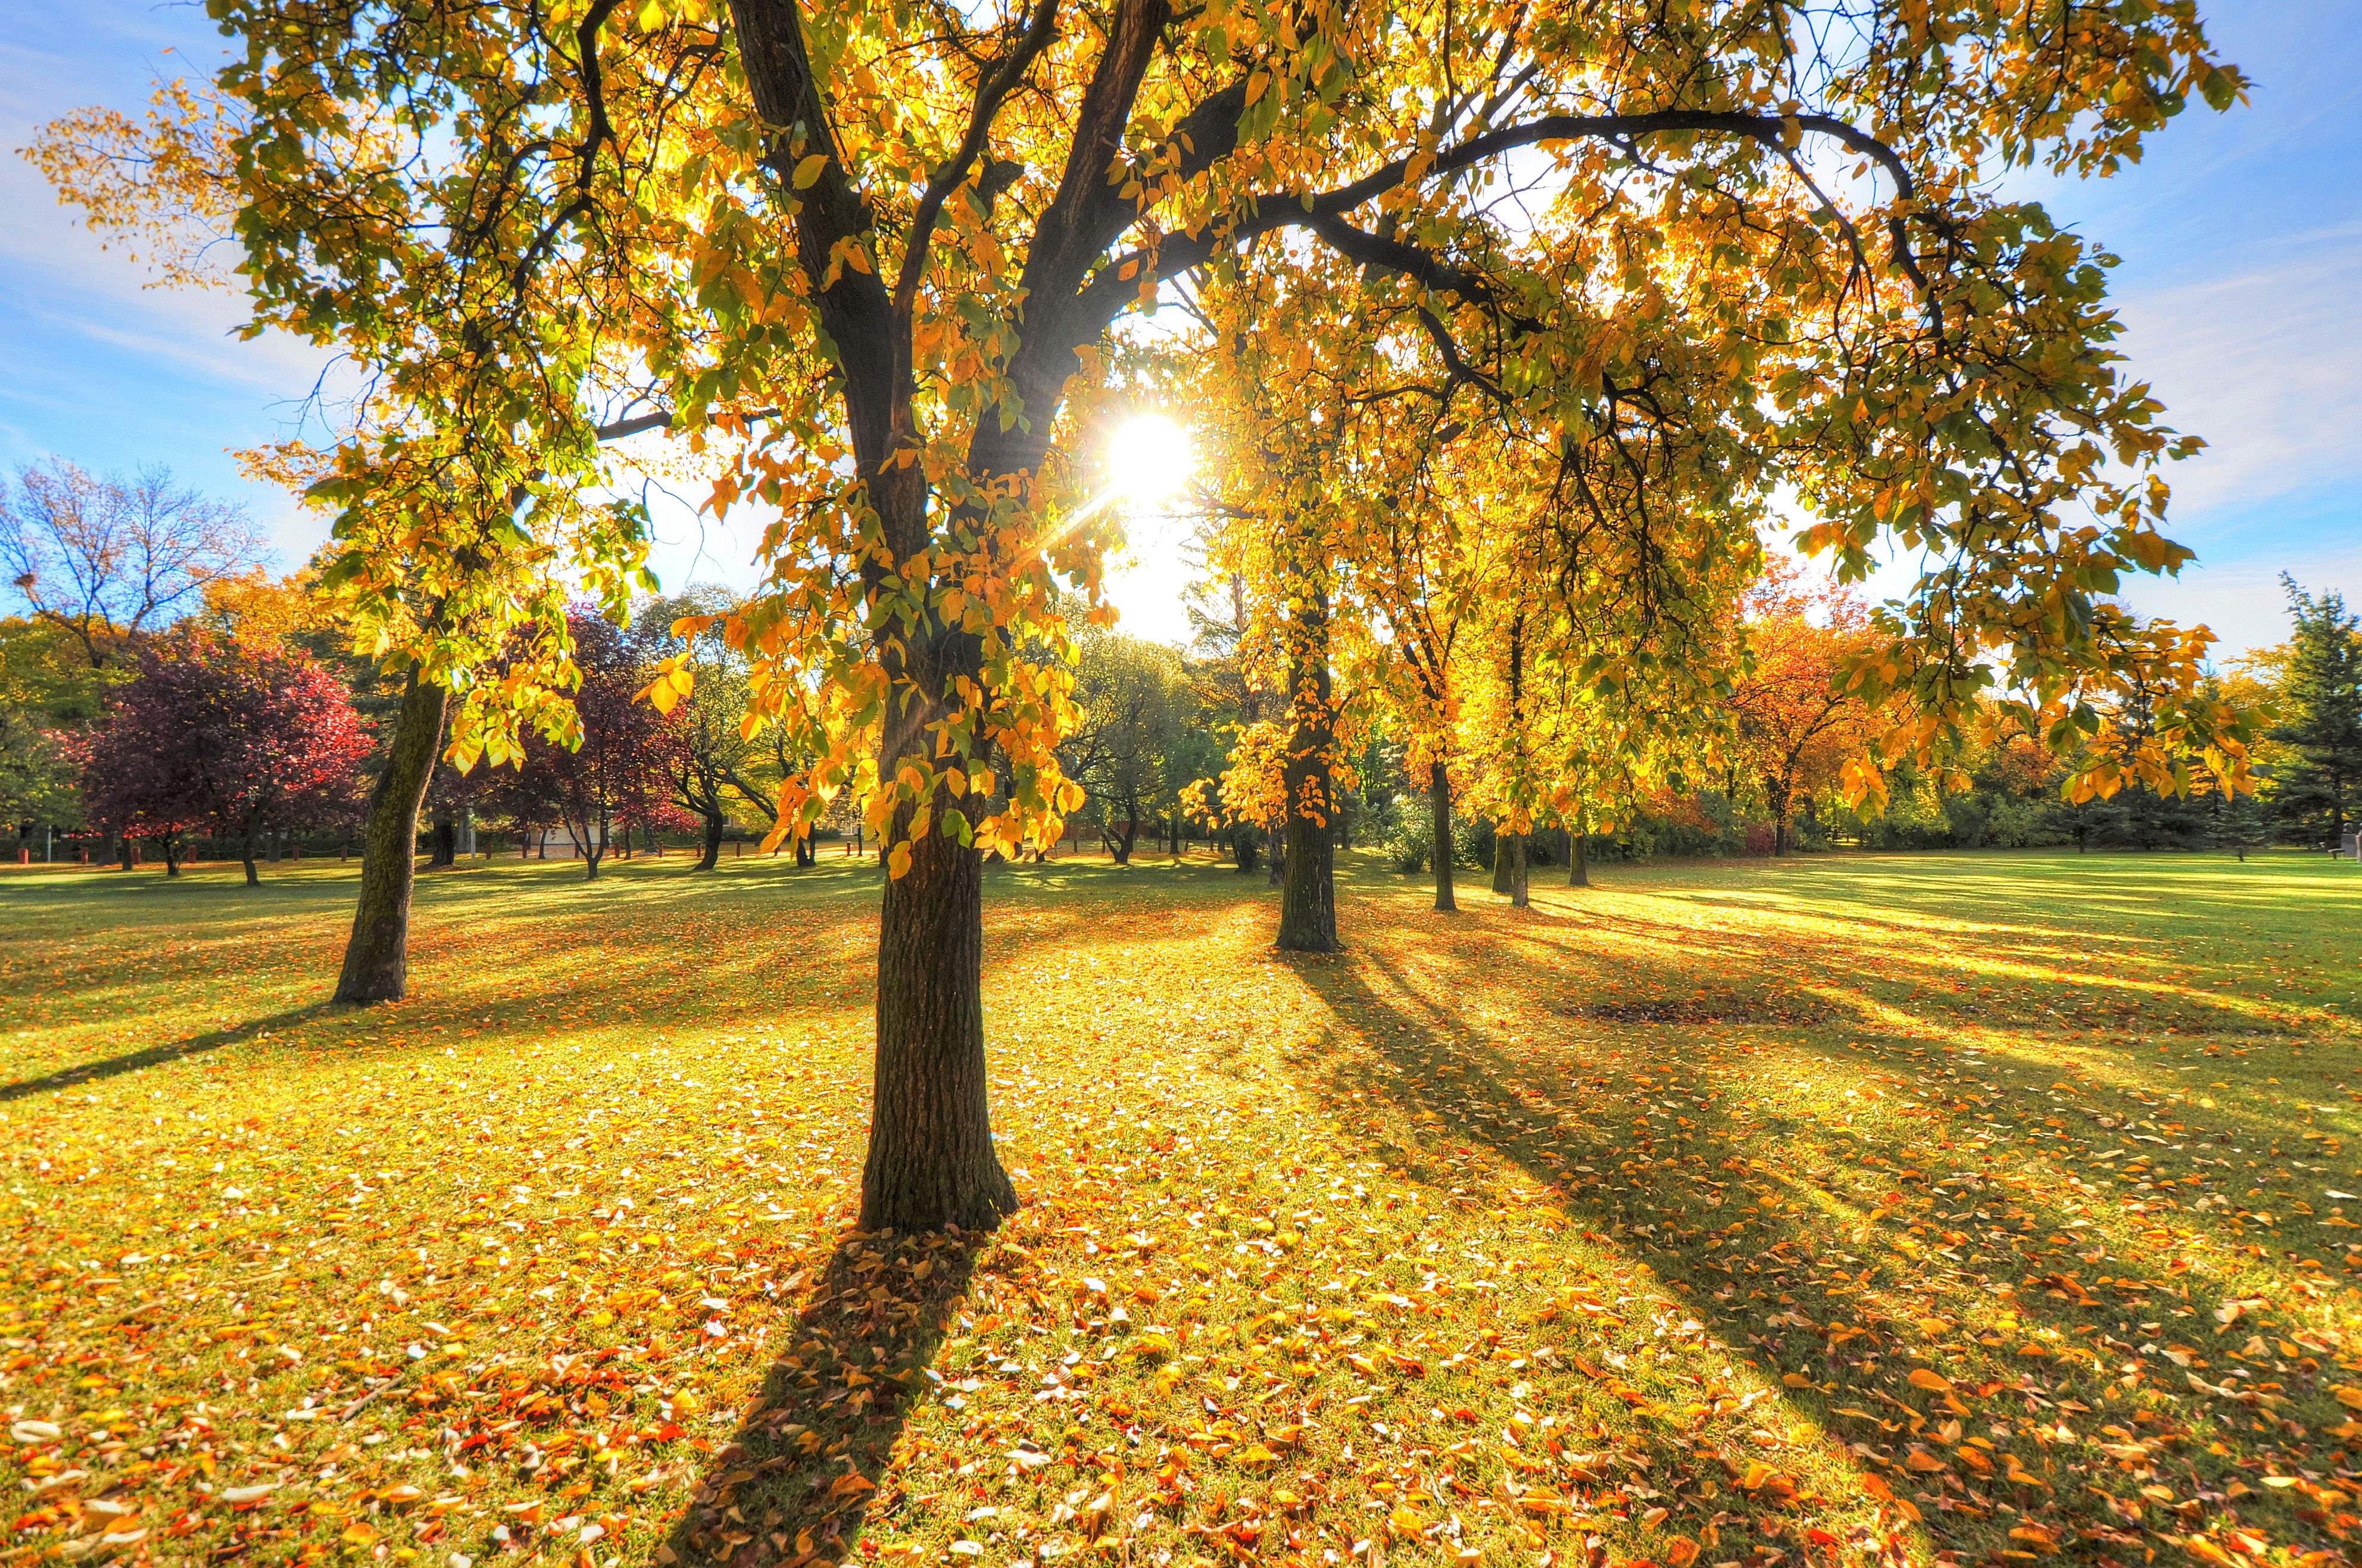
[1569,826,1590,887]
[1509,829,1530,907]
[1429,760,1457,913]
[334,673,448,1004]
[697,810,724,870]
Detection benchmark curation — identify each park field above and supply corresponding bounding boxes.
[2,849,2359,1568]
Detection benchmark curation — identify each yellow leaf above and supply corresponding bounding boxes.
[1908,1367,1954,1392]
[793,154,828,189]
[1781,1372,1812,1388]
[888,842,913,879]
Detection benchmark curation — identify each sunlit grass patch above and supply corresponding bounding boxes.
[1,849,2357,1568]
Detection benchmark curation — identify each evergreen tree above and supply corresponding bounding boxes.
[2270,576,2362,845]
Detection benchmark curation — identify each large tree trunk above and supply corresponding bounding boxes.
[865,802,1017,1233]
[697,810,724,870]
[1509,829,1529,907]
[1569,827,1590,887]
[1429,761,1456,912]
[333,673,448,1004]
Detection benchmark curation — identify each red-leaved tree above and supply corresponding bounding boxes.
[483,609,683,880]
[80,632,372,883]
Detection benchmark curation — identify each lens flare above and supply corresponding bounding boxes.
[1108,414,1193,505]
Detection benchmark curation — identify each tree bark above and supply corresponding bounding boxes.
[161,832,183,877]
[1430,761,1456,912]
[241,813,261,886]
[865,811,1018,1232]
[1569,827,1590,887]
[1276,548,1338,951]
[697,810,724,870]
[333,673,448,1004]
[1492,828,1518,895]
[428,811,457,867]
[1509,829,1529,907]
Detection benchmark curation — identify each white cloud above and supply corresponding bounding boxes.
[2112,227,2362,532]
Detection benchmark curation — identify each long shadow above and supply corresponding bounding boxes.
[661,1229,981,1568]
[1272,935,2355,1562]
[0,1005,328,1102]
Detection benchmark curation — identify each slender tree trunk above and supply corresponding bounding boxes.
[161,833,183,878]
[697,810,724,870]
[428,812,456,868]
[795,833,816,867]
[333,673,448,1004]
[1509,830,1529,907]
[241,811,261,886]
[1277,546,1339,950]
[1569,827,1590,888]
[1430,761,1456,912]
[581,816,602,881]
[116,832,132,872]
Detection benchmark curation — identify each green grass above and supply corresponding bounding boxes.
[1,848,2357,1568]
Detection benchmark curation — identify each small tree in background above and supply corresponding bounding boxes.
[1729,566,1878,855]
[80,633,371,882]
[2269,576,2362,847]
[1,461,266,670]
[491,610,679,882]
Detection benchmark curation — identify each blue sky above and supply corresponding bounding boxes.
[2,1,2353,652]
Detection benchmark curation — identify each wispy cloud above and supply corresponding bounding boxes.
[2112,227,2362,532]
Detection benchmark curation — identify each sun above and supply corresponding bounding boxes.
[1107,414,1194,507]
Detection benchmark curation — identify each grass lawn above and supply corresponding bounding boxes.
[2,847,2358,1568]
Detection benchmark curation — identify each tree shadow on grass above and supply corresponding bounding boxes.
[661,1229,982,1568]
[1268,934,2358,1564]
[0,1005,329,1102]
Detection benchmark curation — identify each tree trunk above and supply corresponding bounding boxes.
[1509,829,1529,907]
[1429,761,1456,912]
[697,810,723,870]
[1492,828,1517,894]
[1569,828,1590,887]
[1276,551,1339,951]
[865,809,1018,1232]
[581,819,603,881]
[795,833,816,867]
[333,673,448,1004]
[161,833,183,877]
[241,813,261,886]
[428,812,456,867]
[116,833,132,872]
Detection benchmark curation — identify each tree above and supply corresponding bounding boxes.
[1729,565,1878,854]
[0,460,266,670]
[1059,628,1188,866]
[2268,576,2362,845]
[64,0,2261,1231]
[638,589,771,870]
[80,633,371,883]
[497,610,681,881]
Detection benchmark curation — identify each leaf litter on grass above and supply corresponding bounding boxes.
[1,851,2358,1568]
